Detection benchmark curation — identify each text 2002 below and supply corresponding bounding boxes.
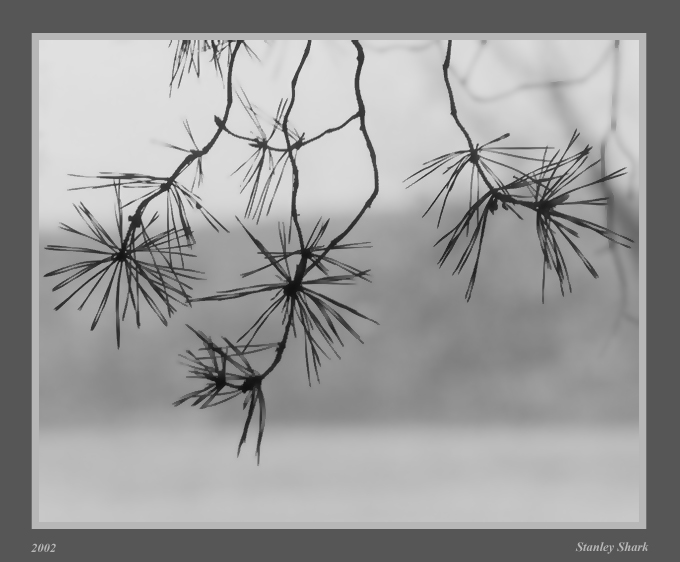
[32,544,56,553]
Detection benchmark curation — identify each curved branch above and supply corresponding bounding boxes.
[281,40,313,250]
[442,41,499,197]
[217,112,360,152]
[122,40,245,246]
[443,41,475,152]
[310,40,380,265]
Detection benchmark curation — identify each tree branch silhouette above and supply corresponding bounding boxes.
[45,39,638,463]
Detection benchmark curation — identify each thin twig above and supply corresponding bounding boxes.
[281,41,313,250]
[306,40,380,273]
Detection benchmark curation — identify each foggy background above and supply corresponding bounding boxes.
[38,39,640,523]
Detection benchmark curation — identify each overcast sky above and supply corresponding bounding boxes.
[38,39,640,230]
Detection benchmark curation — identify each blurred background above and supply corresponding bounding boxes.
[38,39,640,523]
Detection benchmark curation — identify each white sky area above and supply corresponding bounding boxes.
[38,39,640,230]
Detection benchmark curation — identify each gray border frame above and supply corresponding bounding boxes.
[11,0,668,558]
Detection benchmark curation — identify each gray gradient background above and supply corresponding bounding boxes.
[38,39,641,524]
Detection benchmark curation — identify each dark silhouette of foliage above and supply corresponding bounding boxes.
[169,40,258,94]
[45,182,202,348]
[174,325,274,464]
[45,39,636,463]
[194,218,376,385]
[405,42,634,303]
